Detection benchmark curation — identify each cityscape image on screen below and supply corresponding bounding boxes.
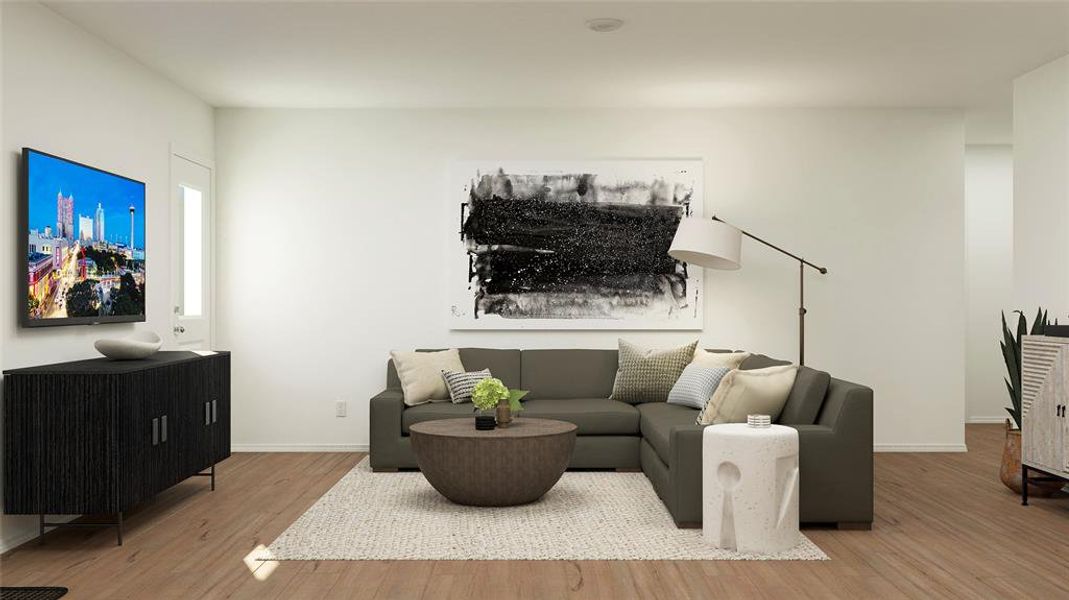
[24,149,146,323]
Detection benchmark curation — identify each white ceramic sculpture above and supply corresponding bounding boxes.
[702,419,800,554]
[94,330,162,360]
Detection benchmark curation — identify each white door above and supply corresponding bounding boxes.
[171,154,213,350]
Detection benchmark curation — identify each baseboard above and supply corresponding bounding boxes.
[231,443,368,453]
[874,443,968,453]
[966,416,1008,424]
[233,442,967,454]
[1,514,76,554]
[1,527,41,555]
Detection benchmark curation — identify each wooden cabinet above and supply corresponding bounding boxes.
[1020,336,1069,498]
[3,351,230,544]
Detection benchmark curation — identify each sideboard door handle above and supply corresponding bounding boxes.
[161,415,168,443]
[212,399,217,424]
[152,418,159,446]
[205,402,211,426]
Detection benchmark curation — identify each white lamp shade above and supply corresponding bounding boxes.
[668,217,742,270]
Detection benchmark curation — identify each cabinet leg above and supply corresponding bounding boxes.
[1022,464,1029,506]
[116,512,124,546]
[211,463,216,491]
[38,514,45,543]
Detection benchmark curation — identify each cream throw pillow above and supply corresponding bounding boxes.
[692,348,751,370]
[390,349,465,406]
[696,364,797,425]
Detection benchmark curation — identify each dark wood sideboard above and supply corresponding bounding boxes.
[3,351,230,545]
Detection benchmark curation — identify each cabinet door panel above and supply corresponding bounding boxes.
[168,362,212,480]
[210,355,231,463]
[1022,339,1064,472]
[1063,400,1069,472]
[35,374,117,514]
[120,372,167,510]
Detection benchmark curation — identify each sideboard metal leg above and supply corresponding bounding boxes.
[38,514,45,543]
[1021,464,1029,506]
[211,463,216,491]
[116,511,124,546]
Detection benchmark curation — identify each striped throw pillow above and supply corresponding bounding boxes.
[442,369,492,404]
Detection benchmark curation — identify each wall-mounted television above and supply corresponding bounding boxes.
[20,148,146,327]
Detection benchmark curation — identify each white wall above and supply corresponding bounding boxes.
[0,2,214,552]
[964,146,1013,423]
[215,108,966,454]
[1013,55,1069,315]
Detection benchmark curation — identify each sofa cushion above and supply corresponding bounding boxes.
[388,348,522,389]
[739,353,791,370]
[402,402,475,434]
[637,402,700,464]
[521,399,639,434]
[401,398,639,435]
[778,366,831,425]
[521,349,618,399]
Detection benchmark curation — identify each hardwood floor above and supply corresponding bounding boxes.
[2,424,1068,599]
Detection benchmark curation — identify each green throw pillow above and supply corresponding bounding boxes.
[610,339,699,404]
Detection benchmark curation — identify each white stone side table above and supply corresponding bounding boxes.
[702,422,800,553]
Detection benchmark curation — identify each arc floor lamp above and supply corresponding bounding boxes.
[669,216,828,366]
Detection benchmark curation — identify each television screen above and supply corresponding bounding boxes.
[21,148,146,326]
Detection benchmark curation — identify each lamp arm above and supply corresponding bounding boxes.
[711,215,828,274]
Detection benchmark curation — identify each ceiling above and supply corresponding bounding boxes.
[46,1,1069,113]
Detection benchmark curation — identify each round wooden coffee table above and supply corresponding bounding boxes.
[409,417,577,506]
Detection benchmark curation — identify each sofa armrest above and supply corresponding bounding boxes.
[370,388,405,469]
[793,378,874,523]
[669,424,705,520]
[817,378,873,434]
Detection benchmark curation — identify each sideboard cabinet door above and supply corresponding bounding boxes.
[119,371,162,510]
[4,373,120,515]
[210,354,231,463]
[174,361,213,480]
[1022,338,1066,473]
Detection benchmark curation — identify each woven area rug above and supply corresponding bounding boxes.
[265,458,827,561]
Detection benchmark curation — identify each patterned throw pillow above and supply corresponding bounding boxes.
[442,369,492,404]
[668,365,731,410]
[610,339,699,404]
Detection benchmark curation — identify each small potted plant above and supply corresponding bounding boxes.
[471,378,527,429]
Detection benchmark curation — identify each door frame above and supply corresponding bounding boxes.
[169,143,216,349]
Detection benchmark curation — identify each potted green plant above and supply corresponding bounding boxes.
[471,378,527,429]
[998,308,1063,496]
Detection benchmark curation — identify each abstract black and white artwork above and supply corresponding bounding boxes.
[450,160,703,330]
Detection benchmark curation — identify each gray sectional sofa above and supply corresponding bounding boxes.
[370,348,873,529]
